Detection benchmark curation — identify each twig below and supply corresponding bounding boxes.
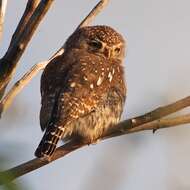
[0,61,47,115]
[0,96,190,183]
[76,0,110,30]
[0,0,8,42]
[0,0,110,115]
[0,48,65,116]
[0,0,54,99]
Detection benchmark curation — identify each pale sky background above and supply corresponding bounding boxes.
[1,0,190,190]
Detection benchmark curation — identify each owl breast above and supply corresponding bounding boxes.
[62,87,125,142]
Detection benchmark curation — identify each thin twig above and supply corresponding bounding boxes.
[0,0,110,115]
[0,0,8,42]
[76,0,110,30]
[0,61,47,115]
[0,96,190,183]
[0,48,65,116]
[0,0,54,99]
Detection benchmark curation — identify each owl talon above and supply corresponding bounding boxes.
[38,154,52,162]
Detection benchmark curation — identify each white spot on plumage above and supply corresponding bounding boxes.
[112,68,115,75]
[90,84,94,89]
[50,132,61,138]
[45,140,53,144]
[58,126,65,131]
[97,76,103,86]
[70,82,76,88]
[83,76,88,81]
[79,109,85,114]
[108,72,113,82]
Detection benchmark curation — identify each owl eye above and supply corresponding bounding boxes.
[89,40,102,49]
[114,47,121,54]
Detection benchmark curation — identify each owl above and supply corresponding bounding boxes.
[35,25,127,160]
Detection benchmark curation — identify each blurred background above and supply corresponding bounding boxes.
[1,0,190,189]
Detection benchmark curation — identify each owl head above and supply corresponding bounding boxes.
[65,25,126,61]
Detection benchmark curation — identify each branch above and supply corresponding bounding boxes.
[0,96,190,184]
[0,61,47,116]
[0,0,54,99]
[0,48,65,116]
[9,0,40,45]
[0,0,8,42]
[0,0,110,115]
[76,0,110,30]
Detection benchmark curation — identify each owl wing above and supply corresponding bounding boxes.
[40,55,71,131]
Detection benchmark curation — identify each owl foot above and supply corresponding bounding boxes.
[37,153,52,162]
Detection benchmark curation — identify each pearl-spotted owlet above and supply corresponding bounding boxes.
[35,25,127,160]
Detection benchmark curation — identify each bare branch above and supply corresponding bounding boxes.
[0,61,47,116]
[0,48,65,116]
[10,0,40,45]
[1,96,190,183]
[0,0,54,99]
[0,0,8,42]
[76,0,110,30]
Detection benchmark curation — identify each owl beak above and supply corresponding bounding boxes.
[104,47,112,58]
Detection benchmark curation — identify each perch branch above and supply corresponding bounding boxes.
[0,0,110,115]
[0,0,7,42]
[0,0,54,99]
[0,96,190,183]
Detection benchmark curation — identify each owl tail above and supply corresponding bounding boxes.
[35,125,64,160]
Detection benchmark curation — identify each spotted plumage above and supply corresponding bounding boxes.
[35,25,127,160]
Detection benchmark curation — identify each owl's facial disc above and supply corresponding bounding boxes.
[87,38,124,60]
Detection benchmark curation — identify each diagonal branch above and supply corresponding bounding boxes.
[0,0,110,116]
[0,48,65,116]
[9,0,41,45]
[0,0,8,42]
[0,61,48,116]
[0,96,190,184]
[76,0,110,30]
[0,0,54,99]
